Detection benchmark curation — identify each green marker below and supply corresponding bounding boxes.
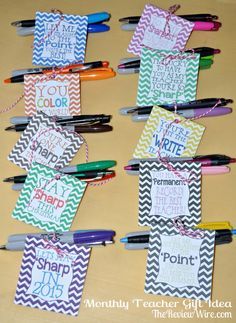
[62,160,117,173]
[200,58,213,69]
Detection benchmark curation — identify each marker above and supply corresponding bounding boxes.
[11,12,111,27]
[16,23,110,36]
[11,61,109,77]
[120,21,221,31]
[119,98,233,115]
[131,107,232,121]
[125,166,230,176]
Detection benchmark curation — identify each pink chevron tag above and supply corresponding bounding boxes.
[128,4,194,56]
[24,74,81,116]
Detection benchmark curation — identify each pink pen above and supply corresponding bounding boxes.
[193,21,222,31]
[201,166,230,175]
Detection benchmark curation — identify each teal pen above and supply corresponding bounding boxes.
[61,160,116,173]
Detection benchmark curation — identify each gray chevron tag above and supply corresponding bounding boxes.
[139,161,201,227]
[145,223,215,300]
[8,112,83,171]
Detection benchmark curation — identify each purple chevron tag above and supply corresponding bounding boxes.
[14,236,91,316]
[145,223,215,300]
[128,4,194,56]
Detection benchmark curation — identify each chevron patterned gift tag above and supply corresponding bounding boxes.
[12,162,87,232]
[137,48,200,106]
[128,4,194,56]
[33,12,88,67]
[139,161,201,227]
[14,236,91,316]
[8,112,83,171]
[24,74,81,116]
[133,107,205,159]
[145,222,215,300]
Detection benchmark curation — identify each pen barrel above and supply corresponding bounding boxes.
[127,235,149,243]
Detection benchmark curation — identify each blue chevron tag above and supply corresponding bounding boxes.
[14,236,90,315]
[33,12,88,67]
[12,162,87,232]
[137,48,200,105]
[145,223,215,300]
[139,161,201,227]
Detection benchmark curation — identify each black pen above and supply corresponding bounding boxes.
[5,123,113,133]
[119,14,219,24]
[120,230,235,246]
[4,170,115,184]
[124,155,236,170]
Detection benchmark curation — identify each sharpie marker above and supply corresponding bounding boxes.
[131,107,232,121]
[11,12,111,27]
[16,23,110,36]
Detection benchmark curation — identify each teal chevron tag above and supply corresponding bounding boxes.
[145,222,215,300]
[137,48,200,105]
[12,162,87,232]
[139,161,201,227]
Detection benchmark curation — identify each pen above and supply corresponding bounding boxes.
[131,107,232,121]
[4,68,116,83]
[11,12,111,27]
[5,123,113,133]
[126,155,236,168]
[16,23,110,36]
[119,98,233,115]
[120,229,236,248]
[4,170,115,183]
[11,172,116,191]
[119,14,219,24]
[12,61,109,77]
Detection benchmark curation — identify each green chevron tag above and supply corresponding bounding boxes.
[139,161,201,227]
[12,162,87,232]
[133,107,205,159]
[145,222,215,300]
[137,48,200,105]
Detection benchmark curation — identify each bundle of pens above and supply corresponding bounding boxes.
[4,160,117,190]
[119,13,221,31]
[5,114,113,133]
[1,229,116,250]
[120,222,236,250]
[11,11,111,36]
[119,98,233,121]
[118,47,220,74]
[4,60,116,83]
